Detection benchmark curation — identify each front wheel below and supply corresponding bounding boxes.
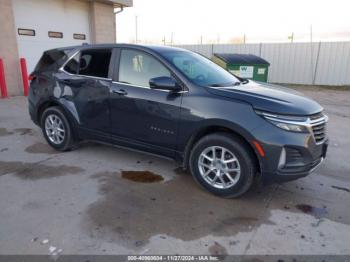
[189,133,256,198]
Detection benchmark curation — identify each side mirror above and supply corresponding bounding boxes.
[149,76,181,92]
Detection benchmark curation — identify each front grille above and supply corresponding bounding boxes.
[309,113,327,144]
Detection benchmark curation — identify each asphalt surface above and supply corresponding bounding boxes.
[0,87,349,256]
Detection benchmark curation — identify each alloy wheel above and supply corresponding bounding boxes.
[198,146,241,189]
[45,114,65,145]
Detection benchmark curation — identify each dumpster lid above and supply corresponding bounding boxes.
[214,53,270,66]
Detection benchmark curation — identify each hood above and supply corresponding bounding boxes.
[206,81,323,115]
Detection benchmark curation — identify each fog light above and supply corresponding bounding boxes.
[278,148,286,169]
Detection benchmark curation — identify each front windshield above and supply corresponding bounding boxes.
[161,50,241,87]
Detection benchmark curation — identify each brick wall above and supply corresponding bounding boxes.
[90,2,116,44]
[0,0,22,95]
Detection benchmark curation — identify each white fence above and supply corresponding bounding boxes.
[174,42,350,86]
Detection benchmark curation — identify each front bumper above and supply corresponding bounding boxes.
[252,121,329,184]
[263,143,328,184]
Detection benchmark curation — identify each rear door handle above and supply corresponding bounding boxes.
[111,89,128,96]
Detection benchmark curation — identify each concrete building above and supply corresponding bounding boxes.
[0,0,132,96]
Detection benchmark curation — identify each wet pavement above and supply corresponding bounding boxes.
[0,87,349,255]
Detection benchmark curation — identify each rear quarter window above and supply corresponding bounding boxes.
[35,49,72,72]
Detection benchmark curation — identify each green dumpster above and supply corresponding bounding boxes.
[212,53,270,82]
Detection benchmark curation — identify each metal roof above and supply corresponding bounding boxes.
[84,0,133,7]
[214,53,270,65]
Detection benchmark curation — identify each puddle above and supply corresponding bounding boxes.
[25,142,58,154]
[295,204,328,218]
[121,170,164,183]
[0,160,84,180]
[84,172,274,248]
[0,127,35,136]
[13,128,35,136]
[208,242,228,256]
[331,185,350,193]
[0,128,13,136]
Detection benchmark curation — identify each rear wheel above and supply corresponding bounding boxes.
[41,106,76,151]
[189,133,256,198]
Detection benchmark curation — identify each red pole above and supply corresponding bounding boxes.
[20,58,29,96]
[0,59,8,98]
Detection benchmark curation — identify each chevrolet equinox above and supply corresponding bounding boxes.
[28,44,328,198]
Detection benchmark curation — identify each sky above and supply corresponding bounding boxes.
[115,0,350,45]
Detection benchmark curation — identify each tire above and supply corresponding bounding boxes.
[41,106,76,151]
[189,132,256,198]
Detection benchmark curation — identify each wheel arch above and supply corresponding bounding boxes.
[37,99,80,124]
[182,122,262,175]
[37,99,80,139]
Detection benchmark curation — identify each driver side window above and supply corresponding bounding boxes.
[119,49,171,87]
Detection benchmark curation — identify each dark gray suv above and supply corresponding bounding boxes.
[28,44,328,198]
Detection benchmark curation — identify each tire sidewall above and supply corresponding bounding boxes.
[190,135,254,198]
[41,107,72,151]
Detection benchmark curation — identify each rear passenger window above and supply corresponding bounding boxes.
[78,49,112,78]
[119,49,171,87]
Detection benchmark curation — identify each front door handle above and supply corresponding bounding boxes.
[111,89,128,96]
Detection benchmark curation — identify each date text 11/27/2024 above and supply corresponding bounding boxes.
[127,255,220,261]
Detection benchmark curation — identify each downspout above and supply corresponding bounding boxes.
[114,6,124,15]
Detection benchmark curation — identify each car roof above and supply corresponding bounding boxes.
[47,43,188,54]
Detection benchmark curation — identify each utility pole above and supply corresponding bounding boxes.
[135,15,138,43]
[171,32,174,46]
[310,24,314,85]
[288,32,294,43]
[310,25,313,43]
[200,35,203,45]
[243,34,246,44]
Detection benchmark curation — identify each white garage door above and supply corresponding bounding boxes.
[13,0,91,73]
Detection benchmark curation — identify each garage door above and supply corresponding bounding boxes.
[12,0,91,73]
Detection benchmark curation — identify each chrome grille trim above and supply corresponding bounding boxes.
[309,114,328,145]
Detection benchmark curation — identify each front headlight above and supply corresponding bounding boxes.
[255,110,309,133]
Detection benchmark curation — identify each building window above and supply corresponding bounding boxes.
[73,33,86,40]
[48,31,63,38]
[18,28,35,36]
